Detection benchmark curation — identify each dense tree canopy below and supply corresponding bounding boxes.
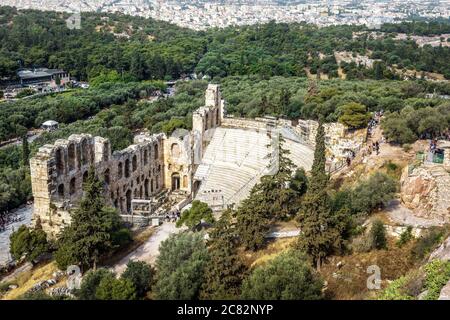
[154,232,209,299]
[241,250,323,300]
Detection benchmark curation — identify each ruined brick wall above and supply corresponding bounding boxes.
[30,133,167,238]
[296,119,366,160]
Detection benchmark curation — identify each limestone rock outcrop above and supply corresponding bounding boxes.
[400,165,450,223]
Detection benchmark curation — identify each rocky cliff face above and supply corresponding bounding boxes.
[400,165,450,223]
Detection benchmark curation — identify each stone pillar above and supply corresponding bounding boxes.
[444,147,450,168]
[30,154,54,237]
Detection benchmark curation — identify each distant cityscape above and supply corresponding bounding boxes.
[2,0,450,30]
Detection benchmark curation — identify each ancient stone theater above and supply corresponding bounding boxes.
[30,84,364,237]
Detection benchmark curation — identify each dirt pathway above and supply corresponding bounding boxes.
[112,222,184,275]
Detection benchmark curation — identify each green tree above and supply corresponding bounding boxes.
[235,136,298,250]
[370,219,387,250]
[290,168,308,197]
[338,102,371,129]
[155,232,209,299]
[279,87,291,115]
[9,225,48,262]
[122,261,155,298]
[241,250,323,300]
[176,200,215,230]
[54,168,128,270]
[21,134,29,166]
[95,272,137,300]
[200,210,247,299]
[350,172,398,215]
[75,268,113,300]
[296,121,344,269]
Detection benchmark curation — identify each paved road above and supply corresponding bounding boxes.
[0,205,33,266]
[112,222,184,275]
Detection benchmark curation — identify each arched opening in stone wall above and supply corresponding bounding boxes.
[118,162,123,179]
[134,188,138,198]
[205,113,209,130]
[132,155,137,172]
[125,159,130,178]
[68,144,76,171]
[150,178,154,193]
[171,172,180,191]
[154,144,158,160]
[55,149,64,174]
[144,178,149,198]
[126,190,131,213]
[144,149,148,165]
[139,186,143,198]
[155,177,159,190]
[216,108,219,125]
[76,146,81,169]
[69,178,76,195]
[104,169,110,185]
[81,139,89,166]
[171,143,180,158]
[58,184,65,198]
[104,142,110,162]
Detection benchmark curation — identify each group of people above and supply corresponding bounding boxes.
[429,139,439,153]
[0,213,24,232]
[367,110,383,137]
[369,140,381,155]
[164,208,181,223]
[345,111,385,168]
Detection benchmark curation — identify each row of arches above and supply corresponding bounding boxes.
[117,144,159,179]
[113,177,160,213]
[56,169,111,199]
[54,139,95,175]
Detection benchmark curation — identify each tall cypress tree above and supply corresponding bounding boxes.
[22,134,30,166]
[296,121,344,270]
[235,189,270,251]
[200,210,247,299]
[55,167,123,271]
[235,136,298,250]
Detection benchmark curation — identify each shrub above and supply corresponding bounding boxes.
[370,220,387,250]
[378,276,415,300]
[9,225,49,263]
[397,226,414,247]
[122,261,155,298]
[350,173,398,216]
[423,260,450,300]
[75,268,113,300]
[410,227,447,262]
[154,232,209,299]
[95,273,136,300]
[241,250,323,300]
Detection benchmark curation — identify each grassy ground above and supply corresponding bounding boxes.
[2,261,58,300]
[239,238,296,269]
[320,238,416,300]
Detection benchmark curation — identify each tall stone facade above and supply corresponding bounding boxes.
[30,83,224,238]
